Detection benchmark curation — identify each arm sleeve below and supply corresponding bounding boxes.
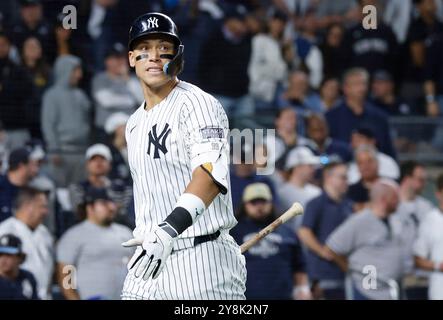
[56,229,81,266]
[325,218,356,256]
[41,92,60,152]
[180,94,230,194]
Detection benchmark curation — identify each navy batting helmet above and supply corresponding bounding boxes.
[128,12,184,77]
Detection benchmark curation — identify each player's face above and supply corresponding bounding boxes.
[129,36,175,89]
[0,253,21,274]
[245,199,272,220]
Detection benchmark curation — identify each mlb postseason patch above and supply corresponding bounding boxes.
[199,127,224,139]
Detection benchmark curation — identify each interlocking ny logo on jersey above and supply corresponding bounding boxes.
[146,17,159,29]
[147,123,172,159]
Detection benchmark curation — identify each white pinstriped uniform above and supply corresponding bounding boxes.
[121,81,246,299]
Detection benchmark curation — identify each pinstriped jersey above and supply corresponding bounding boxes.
[125,80,237,240]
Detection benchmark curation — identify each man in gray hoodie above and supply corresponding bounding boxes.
[41,55,91,187]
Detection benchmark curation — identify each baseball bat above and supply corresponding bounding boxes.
[240,202,304,254]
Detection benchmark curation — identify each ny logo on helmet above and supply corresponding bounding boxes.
[147,17,159,29]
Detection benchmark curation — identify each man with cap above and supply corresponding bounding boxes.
[68,144,133,229]
[347,126,399,184]
[0,147,39,223]
[92,42,143,141]
[0,187,53,299]
[104,112,131,183]
[0,234,39,299]
[278,146,322,230]
[230,182,311,300]
[56,187,133,300]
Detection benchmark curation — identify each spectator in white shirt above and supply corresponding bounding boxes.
[278,146,321,230]
[347,127,399,184]
[0,187,54,299]
[414,172,443,300]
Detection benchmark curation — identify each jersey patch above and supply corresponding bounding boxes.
[199,127,224,140]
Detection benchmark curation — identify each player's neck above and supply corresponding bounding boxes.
[143,78,178,110]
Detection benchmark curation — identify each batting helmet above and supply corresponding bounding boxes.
[128,12,184,77]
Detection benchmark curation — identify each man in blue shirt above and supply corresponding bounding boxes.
[231,183,311,300]
[298,161,353,299]
[0,234,39,299]
[325,68,396,159]
[0,148,38,223]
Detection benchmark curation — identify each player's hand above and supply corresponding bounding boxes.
[122,226,174,280]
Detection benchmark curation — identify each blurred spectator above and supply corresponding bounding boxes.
[325,179,405,300]
[276,70,323,133]
[341,0,398,77]
[347,127,399,184]
[404,0,443,109]
[290,9,323,89]
[424,33,443,117]
[0,120,7,173]
[278,146,321,230]
[414,172,443,300]
[41,54,91,187]
[92,42,142,141]
[320,24,346,79]
[248,10,287,107]
[298,161,353,300]
[0,31,33,149]
[230,183,311,300]
[198,4,255,125]
[304,113,352,163]
[0,234,38,299]
[314,0,360,30]
[347,145,379,212]
[56,187,133,300]
[317,77,342,112]
[229,150,277,213]
[0,0,20,30]
[9,0,50,53]
[392,161,434,299]
[104,113,130,183]
[0,187,54,299]
[383,0,414,44]
[369,70,412,115]
[0,148,38,223]
[265,107,309,172]
[325,68,396,158]
[21,36,50,139]
[68,144,133,228]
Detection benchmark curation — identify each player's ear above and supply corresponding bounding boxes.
[128,51,136,68]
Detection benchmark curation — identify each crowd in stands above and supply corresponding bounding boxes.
[1,0,443,300]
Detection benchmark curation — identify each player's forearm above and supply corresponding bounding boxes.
[326,247,349,273]
[185,166,220,207]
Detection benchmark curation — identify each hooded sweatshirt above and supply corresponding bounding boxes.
[41,55,91,152]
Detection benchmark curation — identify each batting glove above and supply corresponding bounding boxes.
[122,223,176,280]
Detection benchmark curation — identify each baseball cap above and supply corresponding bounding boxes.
[85,144,112,162]
[285,146,320,170]
[105,42,126,59]
[8,147,31,168]
[104,112,129,134]
[0,234,25,257]
[243,183,272,203]
[84,187,111,204]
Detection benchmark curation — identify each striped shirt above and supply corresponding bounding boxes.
[126,80,236,240]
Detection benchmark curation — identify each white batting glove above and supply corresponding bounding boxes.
[122,225,175,280]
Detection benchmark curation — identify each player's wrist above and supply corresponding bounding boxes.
[162,193,206,237]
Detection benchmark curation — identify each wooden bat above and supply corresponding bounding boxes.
[240,202,304,254]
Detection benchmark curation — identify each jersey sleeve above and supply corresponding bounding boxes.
[180,94,230,194]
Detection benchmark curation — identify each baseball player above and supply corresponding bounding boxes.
[120,12,246,300]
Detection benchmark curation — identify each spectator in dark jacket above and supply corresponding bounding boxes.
[325,68,396,159]
[231,183,311,300]
[0,234,39,299]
